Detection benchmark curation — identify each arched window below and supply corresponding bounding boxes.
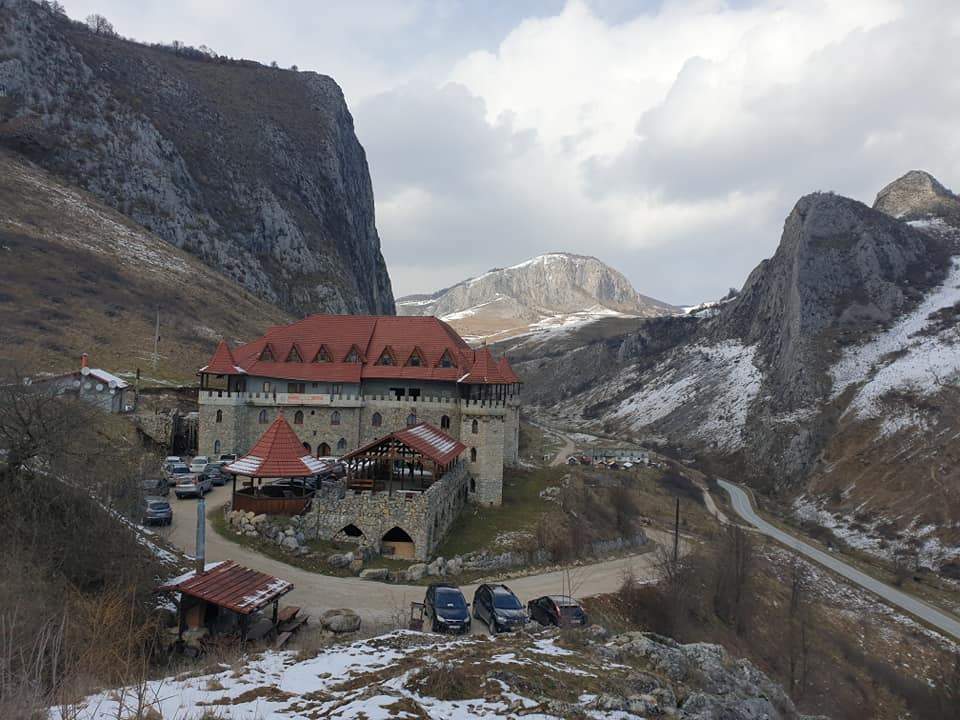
[318,442,331,457]
[258,409,268,424]
[302,441,311,454]
[470,447,477,463]
[406,413,417,427]
[470,477,476,493]
[471,419,479,434]
[331,410,341,426]
[214,439,221,455]
[337,437,347,451]
[294,410,304,425]
[371,412,382,427]
[440,415,450,430]
[215,409,223,423]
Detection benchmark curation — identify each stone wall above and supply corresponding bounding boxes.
[303,461,468,561]
[199,390,520,506]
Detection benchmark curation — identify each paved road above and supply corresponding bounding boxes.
[164,483,665,634]
[718,479,960,642]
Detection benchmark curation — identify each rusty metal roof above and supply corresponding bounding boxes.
[157,560,293,615]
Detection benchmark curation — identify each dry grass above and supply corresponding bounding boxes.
[0,151,290,384]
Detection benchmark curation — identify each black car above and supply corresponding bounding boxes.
[424,583,471,634]
[527,595,588,627]
[141,477,168,497]
[473,584,528,633]
[203,463,226,486]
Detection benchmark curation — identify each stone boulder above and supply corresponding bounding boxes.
[405,563,428,582]
[348,558,364,574]
[320,608,361,634]
[426,557,445,576]
[359,568,389,581]
[327,552,353,569]
[281,535,299,551]
[445,556,463,575]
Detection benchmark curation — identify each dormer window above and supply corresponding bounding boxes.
[406,348,425,367]
[314,345,332,363]
[286,345,303,362]
[259,344,275,362]
[438,350,456,368]
[344,346,361,364]
[376,347,395,366]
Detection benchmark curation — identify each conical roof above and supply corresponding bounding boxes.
[225,413,328,478]
[201,340,244,375]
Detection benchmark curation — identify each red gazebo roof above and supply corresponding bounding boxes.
[345,421,466,467]
[225,414,329,478]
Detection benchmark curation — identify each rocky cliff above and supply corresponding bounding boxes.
[519,175,960,571]
[0,0,393,316]
[399,252,676,343]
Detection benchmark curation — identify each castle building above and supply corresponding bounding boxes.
[197,315,521,505]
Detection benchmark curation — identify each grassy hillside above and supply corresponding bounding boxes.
[0,151,292,384]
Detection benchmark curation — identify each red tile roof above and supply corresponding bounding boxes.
[225,413,330,477]
[345,421,466,466]
[199,315,519,385]
[201,340,243,375]
[158,560,292,615]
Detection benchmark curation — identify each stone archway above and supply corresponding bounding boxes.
[381,526,415,560]
[318,442,331,457]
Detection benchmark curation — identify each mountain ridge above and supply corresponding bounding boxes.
[398,251,677,343]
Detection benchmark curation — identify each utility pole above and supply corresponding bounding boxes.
[673,497,680,561]
[152,307,160,371]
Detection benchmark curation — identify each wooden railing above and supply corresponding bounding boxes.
[232,491,314,516]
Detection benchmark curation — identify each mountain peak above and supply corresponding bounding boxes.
[873,170,960,224]
[398,252,676,343]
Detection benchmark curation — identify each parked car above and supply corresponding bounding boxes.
[424,583,471,634]
[141,477,169,497]
[142,497,173,526]
[203,463,226,486]
[165,463,191,482]
[174,474,212,499]
[189,456,211,473]
[218,453,237,464]
[527,595,588,627]
[472,584,528,633]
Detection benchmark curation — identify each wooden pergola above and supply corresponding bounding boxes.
[224,413,330,515]
[342,422,465,493]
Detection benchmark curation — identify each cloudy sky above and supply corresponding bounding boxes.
[64,0,960,304]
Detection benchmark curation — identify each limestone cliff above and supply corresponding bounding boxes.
[0,0,394,316]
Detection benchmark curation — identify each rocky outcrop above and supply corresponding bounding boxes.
[398,252,676,342]
[0,0,393,316]
[874,170,960,225]
[523,177,957,493]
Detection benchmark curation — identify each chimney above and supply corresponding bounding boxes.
[80,353,89,369]
[195,498,206,575]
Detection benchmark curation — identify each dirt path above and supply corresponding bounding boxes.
[164,484,665,632]
[549,429,576,466]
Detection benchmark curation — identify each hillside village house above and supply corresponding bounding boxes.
[197,315,521,506]
[30,353,134,414]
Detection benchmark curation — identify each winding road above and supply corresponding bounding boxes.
[718,479,960,642]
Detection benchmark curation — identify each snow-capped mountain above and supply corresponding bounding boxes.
[516,172,960,574]
[397,252,677,344]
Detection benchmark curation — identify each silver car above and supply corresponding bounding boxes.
[174,473,212,499]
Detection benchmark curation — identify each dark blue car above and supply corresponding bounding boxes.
[425,583,471,634]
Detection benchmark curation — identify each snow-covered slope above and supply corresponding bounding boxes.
[397,253,677,344]
[54,628,803,719]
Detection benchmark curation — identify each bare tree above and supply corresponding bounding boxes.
[712,525,754,634]
[85,13,116,36]
[786,558,811,697]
